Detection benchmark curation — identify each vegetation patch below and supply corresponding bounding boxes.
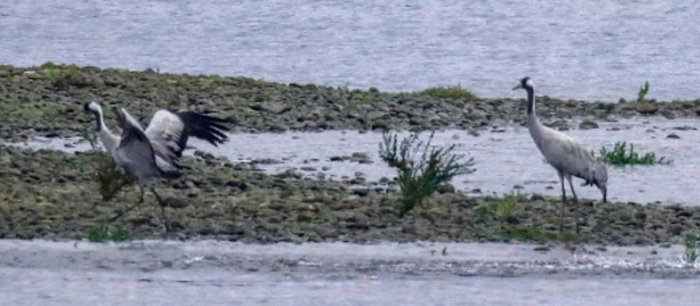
[40,62,88,89]
[85,223,131,242]
[416,85,477,100]
[597,141,671,166]
[475,192,525,223]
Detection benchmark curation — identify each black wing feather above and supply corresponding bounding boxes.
[174,111,231,150]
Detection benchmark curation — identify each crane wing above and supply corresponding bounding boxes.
[144,109,230,172]
[114,109,159,176]
[535,127,599,180]
[144,110,186,169]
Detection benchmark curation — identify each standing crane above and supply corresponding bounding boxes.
[83,101,230,231]
[512,77,607,234]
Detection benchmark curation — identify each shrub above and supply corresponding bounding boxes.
[92,152,137,201]
[379,131,475,217]
[79,129,136,201]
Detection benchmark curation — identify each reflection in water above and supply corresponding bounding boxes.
[7,117,699,205]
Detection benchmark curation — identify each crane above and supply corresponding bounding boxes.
[512,77,607,234]
[84,101,230,231]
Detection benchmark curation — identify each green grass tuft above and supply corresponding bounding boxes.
[417,85,477,100]
[472,192,526,225]
[684,233,698,264]
[379,131,475,217]
[597,141,671,166]
[86,223,131,242]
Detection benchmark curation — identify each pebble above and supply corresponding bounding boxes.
[578,120,599,130]
[673,125,696,131]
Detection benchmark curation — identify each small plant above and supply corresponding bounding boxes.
[474,192,524,223]
[638,81,650,102]
[92,152,136,201]
[597,141,671,166]
[379,131,475,217]
[86,223,131,242]
[493,192,522,219]
[417,85,477,100]
[683,233,698,264]
[79,128,98,151]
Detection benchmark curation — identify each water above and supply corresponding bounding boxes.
[9,117,700,205]
[1,0,699,101]
[0,239,698,305]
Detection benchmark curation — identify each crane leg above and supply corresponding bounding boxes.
[139,185,145,204]
[109,185,146,223]
[566,175,580,235]
[150,188,171,233]
[558,171,566,233]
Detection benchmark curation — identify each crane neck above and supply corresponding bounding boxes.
[526,87,535,116]
[525,86,543,132]
[91,106,119,155]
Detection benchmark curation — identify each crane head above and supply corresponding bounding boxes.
[83,101,103,131]
[593,164,608,203]
[84,101,102,114]
[512,77,535,91]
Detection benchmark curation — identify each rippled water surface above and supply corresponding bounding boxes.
[1,240,699,306]
[1,0,699,100]
[11,117,700,205]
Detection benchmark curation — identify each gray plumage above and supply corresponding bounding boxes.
[83,101,230,230]
[513,77,608,232]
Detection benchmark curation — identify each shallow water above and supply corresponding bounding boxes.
[1,0,700,101]
[8,117,700,205]
[0,239,699,305]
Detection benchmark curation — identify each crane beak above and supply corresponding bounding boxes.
[512,83,522,90]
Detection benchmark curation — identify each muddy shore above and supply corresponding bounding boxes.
[1,145,699,245]
[2,64,700,245]
[2,63,700,141]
